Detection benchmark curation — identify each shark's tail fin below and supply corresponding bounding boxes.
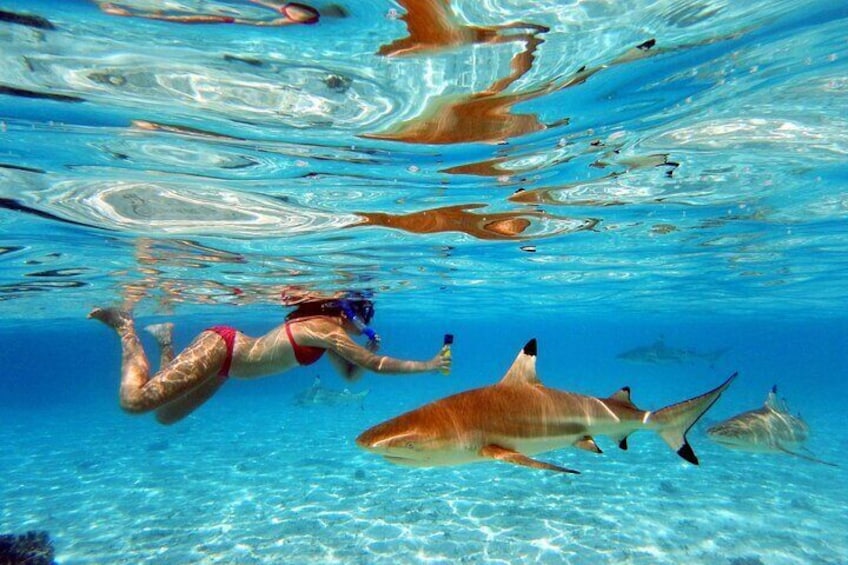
[650,372,737,465]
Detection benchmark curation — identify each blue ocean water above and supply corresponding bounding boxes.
[1,1,847,564]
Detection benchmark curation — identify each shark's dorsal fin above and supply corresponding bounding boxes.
[764,385,778,408]
[499,339,541,386]
[608,386,635,406]
[765,385,789,413]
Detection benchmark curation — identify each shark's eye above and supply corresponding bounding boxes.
[405,441,416,449]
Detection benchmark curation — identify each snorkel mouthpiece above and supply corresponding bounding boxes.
[361,325,378,342]
[339,299,378,342]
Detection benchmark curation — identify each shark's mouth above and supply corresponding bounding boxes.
[382,454,425,466]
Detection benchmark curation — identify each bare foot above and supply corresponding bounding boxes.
[88,306,134,330]
[145,322,174,346]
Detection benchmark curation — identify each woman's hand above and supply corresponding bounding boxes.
[431,347,452,375]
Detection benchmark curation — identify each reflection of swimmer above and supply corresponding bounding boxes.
[130,120,246,141]
[378,0,548,57]
[96,1,323,26]
[363,36,545,144]
[368,0,549,145]
[116,237,249,314]
[352,203,599,241]
[88,295,450,425]
[507,154,681,208]
[365,0,554,144]
[369,4,657,146]
[294,375,369,407]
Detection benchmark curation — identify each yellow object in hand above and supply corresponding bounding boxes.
[440,334,453,375]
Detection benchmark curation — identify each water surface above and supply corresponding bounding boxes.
[1,1,846,563]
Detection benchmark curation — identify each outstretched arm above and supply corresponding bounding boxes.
[326,337,380,382]
[296,320,450,376]
[327,330,447,374]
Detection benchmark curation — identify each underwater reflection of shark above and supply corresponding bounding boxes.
[617,337,729,366]
[707,386,837,467]
[294,376,369,407]
[357,339,736,474]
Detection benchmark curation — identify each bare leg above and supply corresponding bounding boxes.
[155,375,228,425]
[143,321,229,424]
[88,307,151,411]
[89,307,227,414]
[98,3,236,23]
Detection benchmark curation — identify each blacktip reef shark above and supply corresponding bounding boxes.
[294,376,369,407]
[356,339,737,474]
[707,386,838,467]
[616,337,729,366]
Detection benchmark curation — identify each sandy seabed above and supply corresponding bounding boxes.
[2,398,845,565]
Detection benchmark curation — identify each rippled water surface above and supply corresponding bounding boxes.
[1,0,846,320]
[1,2,848,564]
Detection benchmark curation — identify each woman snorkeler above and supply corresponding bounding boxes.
[89,295,450,424]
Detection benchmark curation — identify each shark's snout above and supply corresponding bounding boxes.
[356,424,418,451]
[355,419,441,467]
[354,428,379,450]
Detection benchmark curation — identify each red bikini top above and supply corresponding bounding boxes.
[285,322,326,366]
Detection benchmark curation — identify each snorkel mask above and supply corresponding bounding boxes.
[338,299,378,343]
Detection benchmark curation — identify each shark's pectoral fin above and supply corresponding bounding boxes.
[574,436,603,454]
[614,434,630,450]
[480,445,580,474]
[777,444,839,467]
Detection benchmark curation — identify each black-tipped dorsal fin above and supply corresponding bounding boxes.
[499,339,541,386]
[764,385,783,412]
[609,386,631,403]
[608,386,638,409]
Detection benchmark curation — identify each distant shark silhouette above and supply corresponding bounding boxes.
[357,339,736,473]
[294,376,369,407]
[616,337,729,366]
[707,386,837,467]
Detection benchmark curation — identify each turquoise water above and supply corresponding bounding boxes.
[1,1,847,564]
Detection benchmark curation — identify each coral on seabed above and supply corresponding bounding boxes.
[0,530,56,565]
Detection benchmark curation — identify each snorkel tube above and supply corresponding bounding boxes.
[339,299,378,343]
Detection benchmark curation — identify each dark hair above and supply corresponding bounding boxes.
[285,298,374,324]
[285,299,337,321]
[344,299,374,325]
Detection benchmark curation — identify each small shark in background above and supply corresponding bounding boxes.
[616,337,729,366]
[294,376,369,407]
[357,339,736,474]
[707,386,838,467]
